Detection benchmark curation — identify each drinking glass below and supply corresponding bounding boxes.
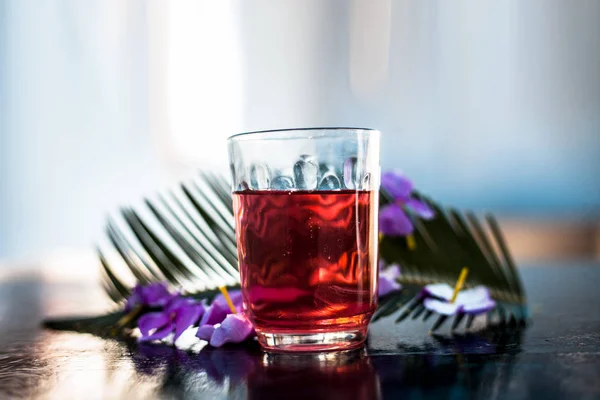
[228,127,380,352]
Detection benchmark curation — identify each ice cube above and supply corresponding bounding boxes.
[343,157,362,189]
[294,154,318,190]
[318,171,341,190]
[237,181,250,191]
[299,154,317,165]
[270,175,294,190]
[319,163,335,176]
[250,163,271,189]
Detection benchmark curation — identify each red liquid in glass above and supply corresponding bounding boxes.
[233,190,378,337]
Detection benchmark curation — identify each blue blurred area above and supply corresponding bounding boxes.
[0,1,599,261]
[235,1,600,216]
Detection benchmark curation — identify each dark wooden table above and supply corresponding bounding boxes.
[1,263,599,399]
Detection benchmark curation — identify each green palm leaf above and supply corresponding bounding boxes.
[100,173,239,297]
[44,171,526,334]
[375,192,527,330]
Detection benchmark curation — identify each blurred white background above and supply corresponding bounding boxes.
[1,0,599,264]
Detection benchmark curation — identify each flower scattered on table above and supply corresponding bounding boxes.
[209,313,255,347]
[126,264,494,347]
[199,289,242,326]
[126,284,254,347]
[127,268,415,348]
[420,268,496,316]
[138,296,204,342]
[378,261,402,297]
[422,284,496,316]
[379,170,435,236]
[196,288,254,347]
[126,282,176,311]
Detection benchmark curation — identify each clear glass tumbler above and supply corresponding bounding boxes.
[228,128,380,352]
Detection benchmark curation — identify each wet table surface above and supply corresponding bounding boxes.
[0,263,599,399]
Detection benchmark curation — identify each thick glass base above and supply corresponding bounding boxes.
[256,328,368,352]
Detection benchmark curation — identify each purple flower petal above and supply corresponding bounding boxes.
[378,278,401,298]
[139,323,174,342]
[378,264,402,297]
[422,284,497,316]
[141,283,173,307]
[196,324,215,342]
[381,170,413,201]
[199,301,230,326]
[230,290,243,307]
[132,284,145,297]
[165,296,198,313]
[405,198,435,220]
[125,290,142,311]
[213,290,243,309]
[173,304,205,341]
[424,298,460,316]
[125,282,175,310]
[389,263,401,274]
[455,286,492,306]
[463,299,496,315]
[138,312,170,336]
[209,314,254,347]
[379,205,414,236]
[422,283,454,301]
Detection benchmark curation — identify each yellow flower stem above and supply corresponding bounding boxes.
[406,234,416,250]
[450,267,469,304]
[219,286,238,314]
[111,305,142,336]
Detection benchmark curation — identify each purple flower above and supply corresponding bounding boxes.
[198,290,243,326]
[138,296,205,342]
[209,314,255,347]
[196,324,216,342]
[126,282,175,311]
[378,261,402,297]
[196,290,255,347]
[421,284,496,316]
[379,170,434,236]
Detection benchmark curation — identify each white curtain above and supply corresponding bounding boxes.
[1,0,599,262]
[235,0,600,212]
[0,0,171,262]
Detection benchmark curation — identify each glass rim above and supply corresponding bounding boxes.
[227,127,379,142]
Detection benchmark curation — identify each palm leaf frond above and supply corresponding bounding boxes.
[375,191,527,330]
[42,310,126,335]
[100,174,239,305]
[45,173,526,335]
